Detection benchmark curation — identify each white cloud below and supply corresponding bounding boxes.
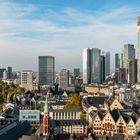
[0,1,138,71]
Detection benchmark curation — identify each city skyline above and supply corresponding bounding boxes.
[0,0,140,71]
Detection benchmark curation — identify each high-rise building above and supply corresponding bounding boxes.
[21,70,33,90]
[123,44,135,69]
[105,52,110,76]
[127,59,137,84]
[59,69,69,89]
[0,68,6,79]
[137,17,140,82]
[38,56,55,86]
[120,53,124,68]
[100,55,105,83]
[73,68,80,77]
[83,48,91,84]
[3,70,8,80]
[115,68,127,84]
[7,66,12,79]
[83,48,101,84]
[115,53,120,69]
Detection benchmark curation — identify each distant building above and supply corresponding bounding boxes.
[38,56,55,86]
[0,68,6,79]
[115,53,120,69]
[137,16,140,82]
[105,51,110,76]
[115,68,127,84]
[73,68,80,77]
[83,48,101,84]
[127,59,137,84]
[7,66,12,79]
[21,70,33,90]
[100,55,105,83]
[3,70,8,80]
[59,69,69,89]
[123,44,135,69]
[120,53,124,68]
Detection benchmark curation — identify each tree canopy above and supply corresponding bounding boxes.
[64,93,82,110]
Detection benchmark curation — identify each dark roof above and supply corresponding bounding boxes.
[86,96,107,108]
[89,110,98,120]
[106,98,115,106]
[55,120,86,126]
[121,113,131,124]
[111,109,121,122]
[49,108,81,112]
[131,112,140,123]
[89,110,106,120]
[98,110,106,120]
[0,121,31,140]
[49,101,67,106]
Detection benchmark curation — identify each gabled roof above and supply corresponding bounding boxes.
[106,97,115,106]
[131,112,140,123]
[62,90,68,97]
[111,109,121,122]
[121,113,132,124]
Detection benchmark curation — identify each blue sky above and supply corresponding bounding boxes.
[0,0,140,71]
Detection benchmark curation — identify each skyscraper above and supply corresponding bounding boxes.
[7,66,12,79]
[127,59,137,84]
[137,17,140,82]
[83,48,90,84]
[73,68,80,77]
[123,44,135,69]
[105,52,110,76]
[100,55,105,83]
[59,69,69,89]
[83,48,101,84]
[115,53,120,69]
[38,56,55,86]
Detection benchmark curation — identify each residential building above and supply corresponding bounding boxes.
[38,56,55,86]
[89,109,138,139]
[59,69,69,89]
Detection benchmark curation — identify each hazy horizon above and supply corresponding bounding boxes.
[0,0,139,71]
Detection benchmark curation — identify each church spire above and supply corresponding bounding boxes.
[43,96,49,136]
[44,96,48,113]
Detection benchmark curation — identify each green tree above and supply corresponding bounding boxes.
[64,93,82,110]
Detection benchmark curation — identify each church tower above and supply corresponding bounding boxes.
[43,97,49,136]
